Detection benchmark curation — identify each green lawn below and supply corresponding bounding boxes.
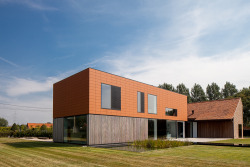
[0,138,250,167]
[212,138,250,144]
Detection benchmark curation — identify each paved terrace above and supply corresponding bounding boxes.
[174,138,232,142]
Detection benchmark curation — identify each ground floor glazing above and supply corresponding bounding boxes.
[148,119,185,140]
[55,114,185,145]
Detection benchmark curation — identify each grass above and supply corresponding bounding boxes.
[132,139,192,148]
[0,138,250,167]
[212,138,250,144]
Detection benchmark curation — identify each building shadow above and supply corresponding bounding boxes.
[4,141,82,148]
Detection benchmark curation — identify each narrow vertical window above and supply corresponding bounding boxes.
[148,94,157,114]
[111,85,121,110]
[101,84,111,109]
[137,92,144,113]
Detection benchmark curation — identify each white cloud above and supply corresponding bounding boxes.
[0,56,19,67]
[0,96,53,125]
[5,77,59,97]
[0,0,58,11]
[100,50,250,90]
[92,1,250,90]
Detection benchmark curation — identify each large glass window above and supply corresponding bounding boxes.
[177,122,184,138]
[165,108,177,116]
[101,83,121,110]
[185,122,193,138]
[64,115,87,144]
[148,94,157,114]
[166,120,177,138]
[157,120,167,139]
[137,92,144,113]
[148,119,157,140]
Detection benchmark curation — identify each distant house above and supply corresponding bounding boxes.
[186,98,243,139]
[27,123,53,129]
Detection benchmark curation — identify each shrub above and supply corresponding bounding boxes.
[0,124,53,139]
[132,139,192,149]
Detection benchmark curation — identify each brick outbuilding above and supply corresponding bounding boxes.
[186,98,243,139]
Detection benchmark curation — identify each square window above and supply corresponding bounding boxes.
[101,83,121,110]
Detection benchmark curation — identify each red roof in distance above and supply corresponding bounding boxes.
[27,123,53,129]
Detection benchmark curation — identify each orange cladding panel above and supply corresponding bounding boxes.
[89,68,187,121]
[53,68,89,118]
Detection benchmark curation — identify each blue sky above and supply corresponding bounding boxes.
[0,0,250,125]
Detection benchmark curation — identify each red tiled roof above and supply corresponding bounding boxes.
[27,123,53,129]
[187,98,240,121]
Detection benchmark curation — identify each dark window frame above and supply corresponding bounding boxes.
[165,108,178,116]
[137,91,145,113]
[101,83,121,111]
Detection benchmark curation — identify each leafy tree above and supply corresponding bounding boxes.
[11,123,18,131]
[222,82,238,98]
[158,83,175,92]
[233,87,250,127]
[40,124,47,131]
[0,117,8,127]
[206,82,222,100]
[20,124,27,131]
[191,83,207,102]
[176,83,191,103]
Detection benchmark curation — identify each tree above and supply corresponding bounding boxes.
[222,82,238,98]
[158,83,175,92]
[11,123,18,131]
[40,124,47,131]
[176,83,191,103]
[191,83,207,102]
[0,117,8,127]
[233,87,250,127]
[20,124,27,131]
[206,82,222,100]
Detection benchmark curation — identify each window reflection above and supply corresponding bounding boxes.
[64,115,87,144]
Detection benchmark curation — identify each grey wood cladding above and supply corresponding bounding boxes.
[53,118,64,142]
[88,114,148,145]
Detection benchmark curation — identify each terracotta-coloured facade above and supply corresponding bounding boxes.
[54,68,187,121]
[53,69,89,118]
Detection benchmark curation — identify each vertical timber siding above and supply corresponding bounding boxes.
[88,114,148,145]
[197,120,234,138]
[53,118,64,142]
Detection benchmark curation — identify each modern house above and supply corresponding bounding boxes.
[186,98,243,138]
[53,68,243,145]
[53,68,187,145]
